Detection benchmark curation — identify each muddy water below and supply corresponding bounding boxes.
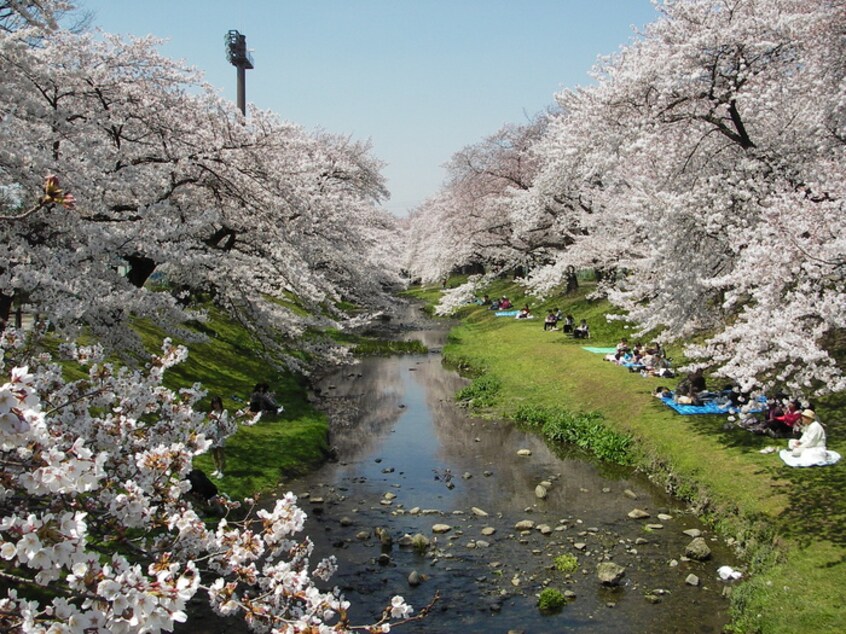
[282,310,740,634]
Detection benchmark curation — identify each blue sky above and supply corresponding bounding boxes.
[80,1,658,216]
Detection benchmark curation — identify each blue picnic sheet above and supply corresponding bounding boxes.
[495,310,519,317]
[582,346,617,354]
[660,394,765,415]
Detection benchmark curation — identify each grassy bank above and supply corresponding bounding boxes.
[134,308,329,501]
[407,281,845,634]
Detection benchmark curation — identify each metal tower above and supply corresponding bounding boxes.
[225,30,254,116]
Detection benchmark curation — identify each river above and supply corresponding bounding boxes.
[275,305,739,633]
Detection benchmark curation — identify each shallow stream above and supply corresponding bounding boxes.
[276,306,740,633]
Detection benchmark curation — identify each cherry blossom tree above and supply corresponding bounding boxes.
[0,3,419,631]
[585,0,846,394]
[405,115,552,305]
[411,0,845,396]
[0,5,403,367]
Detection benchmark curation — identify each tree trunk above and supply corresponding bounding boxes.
[125,254,157,288]
[0,293,12,327]
[565,266,579,294]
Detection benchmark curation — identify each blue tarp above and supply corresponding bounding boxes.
[582,346,617,354]
[659,395,765,415]
[494,310,519,317]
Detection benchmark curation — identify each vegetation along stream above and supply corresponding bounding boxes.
[272,305,741,634]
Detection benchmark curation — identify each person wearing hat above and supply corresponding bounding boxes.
[788,409,827,460]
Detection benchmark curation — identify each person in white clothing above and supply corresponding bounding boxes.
[788,409,827,463]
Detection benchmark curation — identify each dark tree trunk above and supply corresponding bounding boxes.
[0,293,12,327]
[565,266,579,294]
[125,254,157,288]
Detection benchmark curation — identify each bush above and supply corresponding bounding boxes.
[538,588,566,612]
[553,554,579,573]
[515,404,635,465]
[456,374,501,408]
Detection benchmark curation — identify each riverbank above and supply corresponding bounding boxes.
[411,283,845,634]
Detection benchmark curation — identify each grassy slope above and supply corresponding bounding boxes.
[134,308,328,501]
[414,281,845,634]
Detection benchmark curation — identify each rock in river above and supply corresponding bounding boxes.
[597,562,627,586]
[432,524,452,534]
[685,537,712,561]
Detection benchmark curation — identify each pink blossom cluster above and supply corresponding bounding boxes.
[0,335,413,633]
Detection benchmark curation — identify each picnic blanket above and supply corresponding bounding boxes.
[494,310,519,317]
[659,395,765,415]
[582,346,617,354]
[779,449,841,468]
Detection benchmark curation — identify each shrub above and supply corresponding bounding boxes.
[553,554,579,573]
[456,374,501,408]
[538,588,567,612]
[515,405,635,465]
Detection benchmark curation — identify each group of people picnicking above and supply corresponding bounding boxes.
[605,337,674,378]
[475,294,837,467]
[480,296,591,338]
[482,295,513,310]
[652,369,836,466]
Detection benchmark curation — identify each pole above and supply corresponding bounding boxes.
[237,66,246,116]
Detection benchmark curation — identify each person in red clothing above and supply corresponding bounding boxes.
[766,399,802,437]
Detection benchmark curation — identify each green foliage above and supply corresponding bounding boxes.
[515,405,635,465]
[553,554,579,573]
[537,588,566,612]
[326,324,428,357]
[456,374,501,408]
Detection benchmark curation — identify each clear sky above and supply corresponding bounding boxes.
[79,0,658,216]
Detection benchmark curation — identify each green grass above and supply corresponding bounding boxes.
[351,338,427,356]
[420,279,845,634]
[515,404,635,465]
[133,307,330,500]
[455,374,502,408]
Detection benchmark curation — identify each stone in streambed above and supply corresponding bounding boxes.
[685,537,712,561]
[597,562,626,586]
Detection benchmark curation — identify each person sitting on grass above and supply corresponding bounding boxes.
[573,319,590,339]
[768,399,803,436]
[543,311,558,331]
[249,382,284,415]
[674,369,708,405]
[786,409,828,462]
[499,296,512,309]
[516,305,532,319]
